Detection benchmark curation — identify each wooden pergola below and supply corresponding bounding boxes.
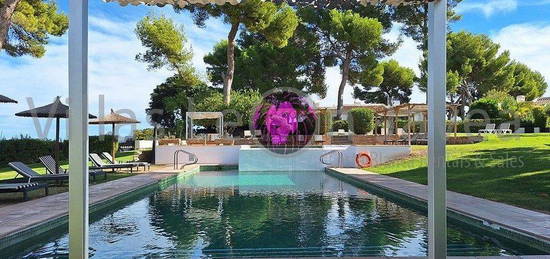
[65,0,447,258]
[372,103,460,145]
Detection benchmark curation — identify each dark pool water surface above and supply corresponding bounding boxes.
[8,171,543,258]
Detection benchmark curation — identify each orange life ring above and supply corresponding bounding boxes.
[355,152,373,168]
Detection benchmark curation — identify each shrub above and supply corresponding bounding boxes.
[531,106,547,129]
[484,90,518,120]
[134,128,154,140]
[89,135,119,154]
[332,120,349,132]
[318,109,332,135]
[468,98,500,119]
[348,108,375,134]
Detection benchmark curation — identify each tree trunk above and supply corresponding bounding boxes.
[336,50,352,120]
[0,0,22,51]
[224,23,239,105]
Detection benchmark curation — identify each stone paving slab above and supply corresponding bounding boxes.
[329,168,550,244]
[0,165,182,239]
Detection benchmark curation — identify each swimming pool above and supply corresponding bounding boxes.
[3,171,543,258]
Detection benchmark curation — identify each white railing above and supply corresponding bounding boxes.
[173,150,198,170]
[320,150,343,168]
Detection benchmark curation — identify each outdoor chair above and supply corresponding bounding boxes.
[39,155,106,180]
[244,130,253,139]
[89,153,136,173]
[496,123,512,134]
[0,182,48,201]
[478,123,496,134]
[8,162,69,184]
[101,152,150,171]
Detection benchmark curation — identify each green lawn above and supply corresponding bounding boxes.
[0,151,138,204]
[370,134,550,213]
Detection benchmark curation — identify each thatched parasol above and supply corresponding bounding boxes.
[15,96,97,174]
[0,94,17,103]
[89,109,140,160]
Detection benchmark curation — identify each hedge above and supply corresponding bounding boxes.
[332,120,349,132]
[0,138,68,167]
[0,136,118,167]
[318,109,332,135]
[89,135,119,155]
[348,108,375,134]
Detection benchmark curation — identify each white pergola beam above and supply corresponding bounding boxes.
[68,0,89,258]
[427,0,447,258]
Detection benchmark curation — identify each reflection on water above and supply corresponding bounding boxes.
[8,171,542,258]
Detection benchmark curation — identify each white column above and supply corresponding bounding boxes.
[185,113,189,140]
[68,0,89,258]
[427,0,447,258]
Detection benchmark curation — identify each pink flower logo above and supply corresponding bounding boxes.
[265,102,298,145]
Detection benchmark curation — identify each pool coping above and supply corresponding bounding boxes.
[0,164,235,251]
[326,168,550,254]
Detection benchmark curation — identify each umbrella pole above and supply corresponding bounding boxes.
[55,117,60,174]
[112,123,116,161]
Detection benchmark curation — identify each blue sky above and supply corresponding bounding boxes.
[1,0,549,139]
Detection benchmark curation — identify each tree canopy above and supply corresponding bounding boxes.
[203,25,327,97]
[135,15,194,80]
[419,31,515,116]
[0,0,68,57]
[147,74,210,129]
[184,0,299,104]
[194,89,261,131]
[300,8,392,118]
[390,0,463,50]
[353,59,415,105]
[507,61,548,100]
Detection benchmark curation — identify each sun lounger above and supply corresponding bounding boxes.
[39,155,106,180]
[479,123,496,134]
[89,153,136,173]
[8,162,69,183]
[0,182,48,201]
[496,123,512,134]
[101,152,150,171]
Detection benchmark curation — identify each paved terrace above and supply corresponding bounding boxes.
[328,168,550,245]
[0,165,192,241]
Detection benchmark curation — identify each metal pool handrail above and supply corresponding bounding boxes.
[320,150,343,168]
[173,150,198,170]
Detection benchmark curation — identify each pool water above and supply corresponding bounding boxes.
[5,171,543,258]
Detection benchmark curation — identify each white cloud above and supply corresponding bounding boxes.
[0,14,227,139]
[457,0,518,17]
[491,23,550,96]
